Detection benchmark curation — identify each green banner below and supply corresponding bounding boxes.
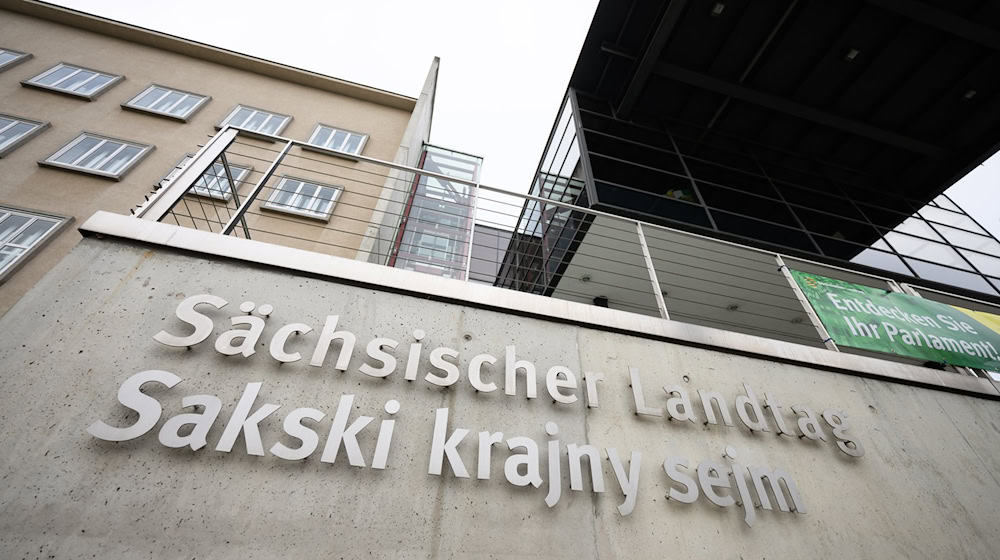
[789,269,1000,371]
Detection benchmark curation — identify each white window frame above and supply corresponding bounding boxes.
[304,123,369,158]
[262,176,342,221]
[0,113,49,158]
[40,132,153,180]
[123,84,210,122]
[0,48,32,73]
[22,62,123,100]
[0,205,72,283]
[159,154,253,201]
[217,104,291,139]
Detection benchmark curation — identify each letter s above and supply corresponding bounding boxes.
[153,294,227,347]
[87,370,182,441]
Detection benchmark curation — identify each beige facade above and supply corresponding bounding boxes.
[0,0,431,316]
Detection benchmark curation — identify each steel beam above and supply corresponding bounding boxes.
[653,62,947,157]
[616,0,689,118]
[867,0,1000,51]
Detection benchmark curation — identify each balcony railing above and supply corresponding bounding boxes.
[133,126,1000,379]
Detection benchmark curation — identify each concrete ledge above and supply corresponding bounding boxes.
[80,210,1000,400]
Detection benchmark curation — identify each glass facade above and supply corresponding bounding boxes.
[497,96,590,294]
[390,145,482,280]
[502,89,1000,298]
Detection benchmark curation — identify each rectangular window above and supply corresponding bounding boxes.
[124,84,209,121]
[307,124,368,155]
[263,176,342,221]
[0,48,32,72]
[0,114,48,157]
[22,62,122,99]
[219,105,290,136]
[159,155,253,201]
[42,132,152,179]
[0,207,68,280]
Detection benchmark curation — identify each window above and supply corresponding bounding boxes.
[307,124,368,156]
[124,84,209,121]
[0,48,31,72]
[160,154,252,201]
[22,62,122,99]
[0,207,68,281]
[0,114,48,157]
[219,105,290,136]
[42,133,152,179]
[263,176,342,220]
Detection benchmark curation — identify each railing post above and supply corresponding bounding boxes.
[137,127,239,221]
[222,139,294,235]
[218,152,250,239]
[635,222,670,320]
[463,183,480,281]
[776,255,839,351]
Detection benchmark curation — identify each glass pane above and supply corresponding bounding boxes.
[314,187,336,215]
[344,134,362,154]
[0,52,18,66]
[884,232,972,270]
[35,65,76,86]
[894,216,944,241]
[920,205,987,234]
[227,107,253,127]
[151,91,184,112]
[904,258,998,295]
[56,69,96,91]
[934,195,962,212]
[0,122,35,150]
[10,218,56,247]
[75,74,113,95]
[53,136,101,164]
[100,145,142,174]
[134,87,168,108]
[0,245,25,272]
[297,182,318,209]
[231,166,250,184]
[935,223,1000,254]
[959,249,1000,277]
[0,116,13,129]
[171,95,201,117]
[76,140,121,170]
[851,248,912,276]
[244,111,267,132]
[870,238,891,251]
[0,214,31,243]
[272,179,297,206]
[311,126,331,147]
[330,130,348,150]
[260,115,284,135]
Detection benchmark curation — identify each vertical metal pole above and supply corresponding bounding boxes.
[222,139,294,235]
[897,283,984,378]
[219,153,251,239]
[463,183,480,281]
[776,255,839,351]
[636,222,670,320]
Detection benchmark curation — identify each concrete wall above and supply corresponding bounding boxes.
[0,235,998,558]
[0,6,414,315]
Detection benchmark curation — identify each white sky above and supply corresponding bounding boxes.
[50,0,1000,239]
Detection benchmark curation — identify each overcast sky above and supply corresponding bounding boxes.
[51,0,999,239]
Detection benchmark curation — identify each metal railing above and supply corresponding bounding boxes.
[134,126,1000,378]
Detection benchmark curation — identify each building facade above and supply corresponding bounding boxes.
[0,0,436,316]
[499,0,1000,304]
